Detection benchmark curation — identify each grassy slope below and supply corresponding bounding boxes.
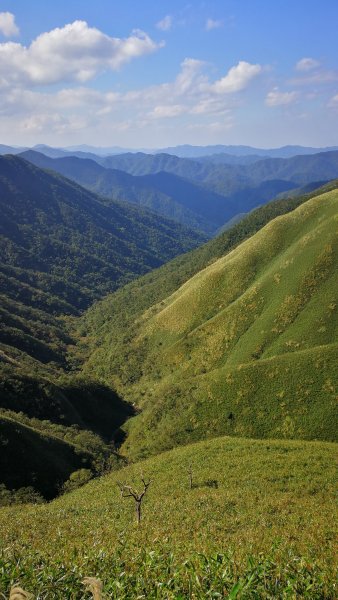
[84,188,338,458]
[0,435,336,597]
[82,182,338,372]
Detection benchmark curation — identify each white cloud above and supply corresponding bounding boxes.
[212,61,262,94]
[328,94,338,108]
[187,118,234,133]
[191,98,231,115]
[150,104,185,118]
[290,70,338,86]
[205,18,223,31]
[296,57,320,72]
[156,15,173,31]
[265,87,298,106]
[0,20,162,87]
[0,12,19,37]
[174,58,207,94]
[0,57,264,144]
[290,58,338,86]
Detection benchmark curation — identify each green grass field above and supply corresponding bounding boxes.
[0,435,337,598]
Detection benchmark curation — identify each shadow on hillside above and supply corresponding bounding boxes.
[0,378,136,501]
[0,370,135,440]
[61,380,136,441]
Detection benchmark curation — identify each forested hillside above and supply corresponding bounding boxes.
[0,155,204,367]
[0,155,204,498]
[19,150,227,235]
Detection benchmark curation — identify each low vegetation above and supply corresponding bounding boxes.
[0,155,337,597]
[0,436,336,597]
[83,187,338,459]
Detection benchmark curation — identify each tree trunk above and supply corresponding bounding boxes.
[136,500,141,523]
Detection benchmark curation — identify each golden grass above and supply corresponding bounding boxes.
[8,588,33,600]
[82,577,103,599]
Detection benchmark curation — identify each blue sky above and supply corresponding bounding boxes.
[1,0,337,148]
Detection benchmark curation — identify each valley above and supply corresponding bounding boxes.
[0,144,337,598]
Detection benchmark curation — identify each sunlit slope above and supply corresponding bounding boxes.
[115,190,338,456]
[140,189,337,366]
[0,435,336,597]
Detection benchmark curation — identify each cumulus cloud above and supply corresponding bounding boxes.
[174,58,207,94]
[0,20,162,87]
[156,15,173,31]
[0,56,263,144]
[0,12,19,37]
[191,98,231,116]
[212,61,262,94]
[265,87,298,106]
[296,57,320,72]
[205,18,223,31]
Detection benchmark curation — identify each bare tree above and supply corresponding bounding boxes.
[118,475,152,524]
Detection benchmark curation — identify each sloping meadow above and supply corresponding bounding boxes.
[83,188,338,459]
[0,436,336,598]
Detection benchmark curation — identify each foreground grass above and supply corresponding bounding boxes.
[0,436,336,597]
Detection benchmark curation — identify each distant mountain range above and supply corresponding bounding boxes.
[19,150,226,235]
[155,144,338,158]
[18,148,338,235]
[2,142,338,160]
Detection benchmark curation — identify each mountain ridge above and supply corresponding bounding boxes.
[82,186,338,458]
[20,148,338,236]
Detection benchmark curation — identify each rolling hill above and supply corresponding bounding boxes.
[0,164,337,597]
[0,435,336,597]
[82,185,338,459]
